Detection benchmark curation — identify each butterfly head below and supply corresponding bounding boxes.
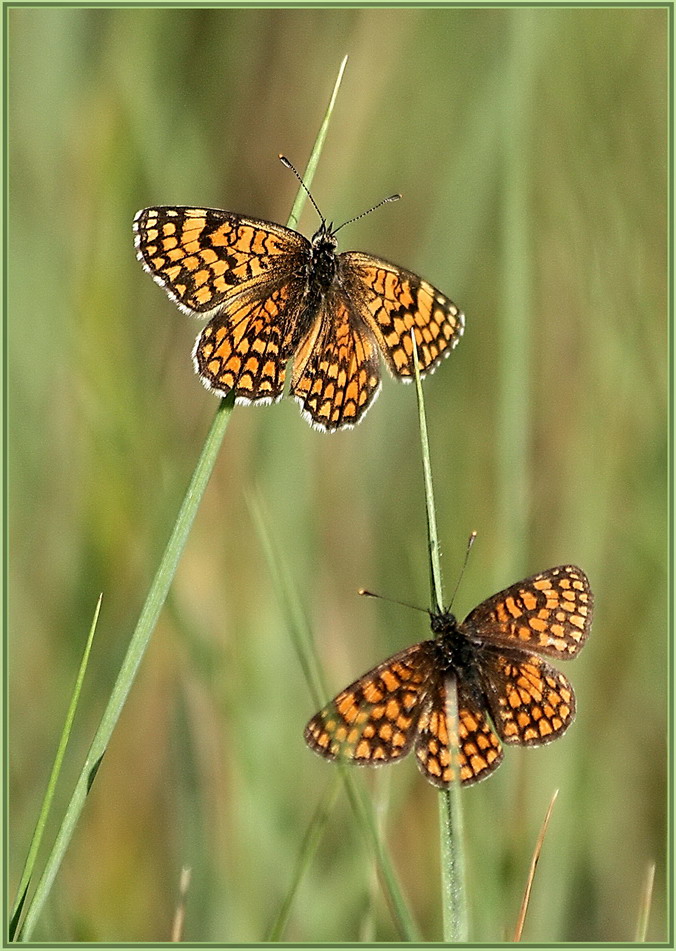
[429,609,459,638]
[311,219,338,250]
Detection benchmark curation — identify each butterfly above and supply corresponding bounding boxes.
[133,170,464,431]
[305,565,593,787]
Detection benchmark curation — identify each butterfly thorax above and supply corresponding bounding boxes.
[290,223,340,340]
[308,223,338,291]
[429,611,480,676]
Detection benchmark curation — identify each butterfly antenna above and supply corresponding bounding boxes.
[447,531,478,612]
[358,588,428,614]
[279,155,325,225]
[334,193,402,234]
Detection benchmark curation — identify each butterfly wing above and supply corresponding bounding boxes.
[338,251,464,378]
[135,207,311,403]
[134,206,308,315]
[304,642,436,766]
[193,281,306,403]
[480,649,577,746]
[414,675,503,787]
[290,288,381,431]
[461,565,593,660]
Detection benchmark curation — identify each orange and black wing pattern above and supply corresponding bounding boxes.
[304,643,435,767]
[290,289,381,431]
[480,651,577,746]
[304,643,504,788]
[134,207,308,404]
[192,280,309,403]
[135,206,466,427]
[306,566,593,789]
[339,251,465,379]
[414,677,503,787]
[133,207,306,314]
[462,565,593,660]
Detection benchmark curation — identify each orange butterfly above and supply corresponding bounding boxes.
[134,170,463,431]
[305,566,593,786]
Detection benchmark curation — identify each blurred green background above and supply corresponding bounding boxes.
[8,6,668,944]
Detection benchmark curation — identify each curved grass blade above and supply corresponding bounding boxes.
[9,595,103,940]
[287,54,348,232]
[247,489,327,712]
[19,55,351,941]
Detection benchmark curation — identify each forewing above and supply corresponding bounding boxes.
[480,649,576,746]
[304,642,435,767]
[339,251,464,378]
[291,290,381,431]
[134,207,307,315]
[193,281,304,403]
[414,676,503,787]
[462,565,593,659]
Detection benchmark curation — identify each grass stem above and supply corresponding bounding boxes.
[411,335,444,613]
[287,54,348,232]
[411,335,468,941]
[170,866,192,942]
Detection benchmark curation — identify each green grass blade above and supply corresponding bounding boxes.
[265,775,341,941]
[437,676,467,943]
[412,336,468,942]
[251,57,415,932]
[411,335,444,613]
[18,54,350,940]
[245,52,350,709]
[18,395,235,941]
[9,594,103,940]
[250,493,421,942]
[287,54,348,231]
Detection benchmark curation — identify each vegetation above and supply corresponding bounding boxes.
[9,7,667,943]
